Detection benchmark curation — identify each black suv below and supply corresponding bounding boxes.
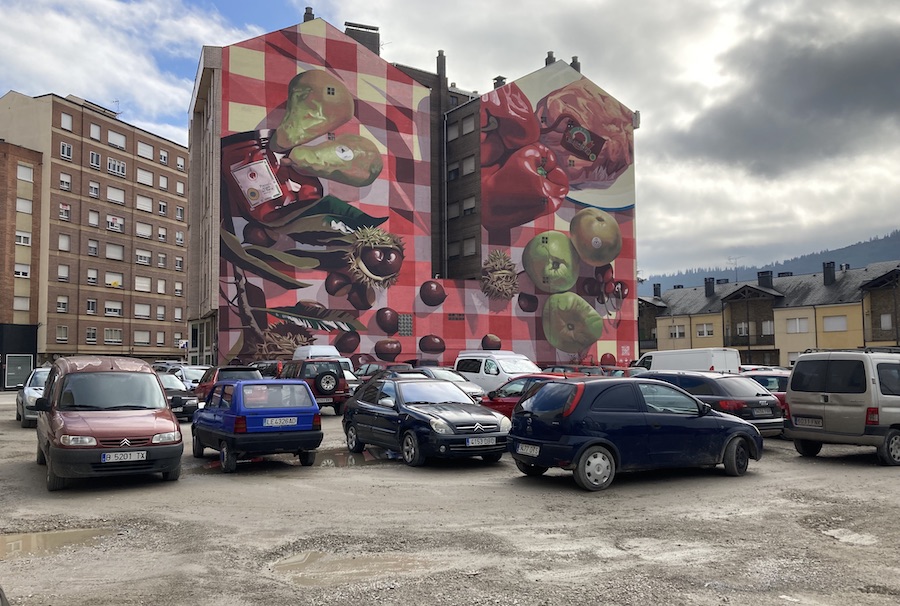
[278,359,350,415]
[640,370,783,437]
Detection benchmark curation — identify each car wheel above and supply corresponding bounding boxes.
[876,429,900,466]
[401,431,425,467]
[161,465,181,481]
[46,455,66,492]
[191,430,205,458]
[482,452,503,463]
[794,439,822,457]
[15,404,21,421]
[298,450,316,466]
[220,441,237,473]
[723,437,750,476]
[20,413,33,429]
[573,445,615,491]
[36,443,46,466]
[315,371,339,395]
[346,424,365,453]
[515,459,548,476]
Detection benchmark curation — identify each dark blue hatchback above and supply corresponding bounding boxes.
[508,377,763,491]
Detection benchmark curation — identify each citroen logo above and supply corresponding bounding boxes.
[473,423,485,433]
[120,438,131,447]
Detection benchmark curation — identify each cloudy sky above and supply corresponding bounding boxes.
[1,0,898,279]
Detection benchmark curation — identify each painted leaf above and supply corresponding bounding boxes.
[264,301,366,333]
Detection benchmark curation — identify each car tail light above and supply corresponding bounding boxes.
[312,413,321,430]
[561,383,585,417]
[234,416,247,433]
[866,407,879,425]
[718,399,745,412]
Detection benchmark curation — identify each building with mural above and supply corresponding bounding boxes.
[187,9,638,368]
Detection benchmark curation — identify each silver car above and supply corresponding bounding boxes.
[413,366,486,402]
[15,367,50,428]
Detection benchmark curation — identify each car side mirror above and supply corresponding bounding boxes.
[29,396,52,412]
[377,397,395,408]
[699,402,712,415]
[487,390,498,399]
[16,383,24,390]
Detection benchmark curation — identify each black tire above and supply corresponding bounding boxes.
[46,455,66,492]
[315,371,339,395]
[36,443,47,466]
[482,452,503,463]
[724,437,750,476]
[220,441,237,473]
[21,414,35,429]
[515,459,548,476]
[794,439,822,457]
[346,424,365,453]
[298,450,316,466]
[15,404,21,421]
[401,431,426,467]
[191,430,205,458]
[573,445,615,491]
[876,429,900,466]
[161,465,181,481]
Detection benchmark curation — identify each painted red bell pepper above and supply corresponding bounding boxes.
[480,83,541,167]
[481,142,569,231]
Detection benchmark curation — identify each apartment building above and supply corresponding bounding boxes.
[638,261,900,366]
[0,91,190,380]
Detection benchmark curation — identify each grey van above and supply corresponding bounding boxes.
[784,350,900,465]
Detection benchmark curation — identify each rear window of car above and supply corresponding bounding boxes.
[716,376,773,397]
[673,375,715,395]
[877,363,900,396]
[791,359,867,394]
[241,383,313,408]
[518,382,577,416]
[750,375,788,392]
[301,361,342,377]
[219,369,263,381]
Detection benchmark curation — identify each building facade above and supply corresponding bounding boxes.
[188,11,638,368]
[0,92,191,380]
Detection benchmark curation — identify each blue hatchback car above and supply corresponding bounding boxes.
[192,379,323,472]
[509,376,763,491]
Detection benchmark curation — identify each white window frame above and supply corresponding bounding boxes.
[137,167,153,186]
[134,330,151,345]
[108,130,126,149]
[56,325,69,343]
[13,297,30,311]
[105,272,123,288]
[90,123,101,140]
[17,164,33,182]
[89,181,100,198]
[135,276,152,292]
[60,141,73,160]
[786,317,809,334]
[175,206,185,221]
[86,327,98,344]
[107,185,125,204]
[104,328,123,345]
[60,112,73,131]
[134,303,151,318]
[57,264,70,282]
[59,234,71,252]
[136,249,151,265]
[15,231,31,246]
[88,210,100,227]
[87,269,98,285]
[105,243,124,261]
[14,263,31,278]
[86,299,97,314]
[104,301,123,317]
[16,197,33,213]
[137,141,154,160]
[159,175,168,191]
[59,203,71,221]
[823,315,847,332]
[89,151,101,169]
[107,157,127,178]
[59,172,72,191]
[56,296,69,313]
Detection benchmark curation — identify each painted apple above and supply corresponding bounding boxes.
[542,292,604,353]
[521,230,579,294]
[569,207,622,267]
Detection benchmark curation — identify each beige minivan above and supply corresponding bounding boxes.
[784,349,900,465]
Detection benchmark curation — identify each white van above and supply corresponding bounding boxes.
[453,350,541,392]
[632,347,741,373]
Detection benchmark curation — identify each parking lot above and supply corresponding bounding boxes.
[2,391,900,605]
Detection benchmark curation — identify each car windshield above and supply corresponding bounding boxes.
[241,383,314,408]
[159,374,188,390]
[58,372,167,411]
[427,368,467,382]
[29,369,50,388]
[181,367,208,381]
[398,381,471,405]
[497,358,541,373]
[718,376,774,397]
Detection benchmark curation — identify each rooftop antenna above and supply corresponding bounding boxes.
[728,256,744,283]
[112,99,121,116]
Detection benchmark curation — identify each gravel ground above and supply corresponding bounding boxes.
[2,392,900,605]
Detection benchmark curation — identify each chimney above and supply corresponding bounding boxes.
[493,76,506,89]
[344,22,380,56]
[546,51,556,65]
[823,261,836,286]
[571,56,581,72]
[757,270,773,289]
[674,285,684,289]
[777,272,793,277]
[716,278,730,284]
[704,277,715,297]
[653,283,661,298]
[303,7,314,21]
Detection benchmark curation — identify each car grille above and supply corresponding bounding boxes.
[455,422,501,433]
[97,437,152,448]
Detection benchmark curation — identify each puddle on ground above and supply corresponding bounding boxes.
[0,528,114,559]
[274,550,423,587]
[200,446,398,471]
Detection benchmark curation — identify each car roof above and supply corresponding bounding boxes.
[54,355,155,375]
[641,369,738,379]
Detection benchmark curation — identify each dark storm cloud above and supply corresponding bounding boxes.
[656,22,900,177]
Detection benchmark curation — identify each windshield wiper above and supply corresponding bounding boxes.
[105,405,154,410]
[61,405,104,410]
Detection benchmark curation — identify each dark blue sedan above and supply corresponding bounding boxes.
[343,376,511,466]
[508,376,763,491]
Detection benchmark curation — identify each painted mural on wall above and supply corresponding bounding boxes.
[216,20,636,367]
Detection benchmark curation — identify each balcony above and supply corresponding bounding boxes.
[724,335,775,347]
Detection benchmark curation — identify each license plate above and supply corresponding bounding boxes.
[316,397,333,403]
[795,416,823,428]
[101,451,147,463]
[263,417,297,427]
[172,406,184,413]
[752,407,772,418]
[516,443,540,457]
[466,436,496,447]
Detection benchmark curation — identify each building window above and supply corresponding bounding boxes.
[157,331,166,346]
[60,141,73,160]
[449,96,459,107]
[175,281,183,296]
[57,296,69,313]
[17,163,34,182]
[461,115,475,135]
[176,181,185,196]
[134,330,151,346]
[137,141,153,159]
[463,237,476,257]
[107,158,127,178]
[462,196,475,216]
[88,210,100,227]
[159,175,168,190]
[447,201,460,219]
[136,249,151,265]
[135,303,151,319]
[462,155,475,176]
[106,243,124,261]
[56,325,69,343]
[86,299,97,314]
[136,194,153,213]
[57,264,69,282]
[105,272,123,288]
[174,307,183,321]
[104,328,123,344]
[59,172,72,191]
[86,327,97,344]
[89,181,100,198]
[761,320,775,336]
[13,297,30,311]
[786,317,809,334]
[107,185,125,204]
[105,301,123,317]
[174,332,183,347]
[447,122,459,141]
[136,168,153,186]
[176,156,185,171]
[90,123,101,140]
[447,241,461,260]
[669,325,686,339]
[882,314,893,330]
[60,112,73,130]
[175,231,184,246]
[158,227,167,242]
[175,206,185,221]
[447,162,459,181]
[158,200,167,216]
[87,269,98,285]
[175,257,184,271]
[157,305,165,320]
[15,231,31,246]
[16,197,33,213]
[823,315,847,332]
[59,203,71,220]
[157,253,167,268]
[736,322,750,337]
[108,130,126,149]
[157,279,166,294]
[106,215,124,233]
[697,323,714,337]
[136,222,152,239]
[159,149,168,165]
[14,263,31,278]
[59,234,71,252]
[135,276,151,292]
[90,151,101,169]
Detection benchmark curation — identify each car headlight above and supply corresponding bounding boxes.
[185,398,199,406]
[26,392,41,406]
[152,431,182,444]
[499,416,512,433]
[60,435,97,446]
[430,418,453,434]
